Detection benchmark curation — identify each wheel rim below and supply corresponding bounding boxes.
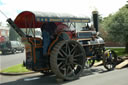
[50,40,86,80]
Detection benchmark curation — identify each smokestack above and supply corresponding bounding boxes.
[92,11,99,32]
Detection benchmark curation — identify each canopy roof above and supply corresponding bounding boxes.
[14,11,90,28]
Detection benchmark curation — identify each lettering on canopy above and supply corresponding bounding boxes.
[36,17,90,23]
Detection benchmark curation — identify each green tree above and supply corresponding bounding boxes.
[9,26,20,41]
[102,6,128,53]
[99,14,113,41]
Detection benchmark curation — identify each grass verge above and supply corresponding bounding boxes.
[0,64,31,73]
[106,48,128,56]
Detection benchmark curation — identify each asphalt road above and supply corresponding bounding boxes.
[0,66,128,85]
[0,51,25,70]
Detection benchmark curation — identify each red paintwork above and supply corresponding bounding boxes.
[66,31,75,39]
[14,11,62,29]
[14,11,42,28]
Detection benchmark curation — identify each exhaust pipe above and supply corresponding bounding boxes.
[92,11,99,32]
[7,18,26,38]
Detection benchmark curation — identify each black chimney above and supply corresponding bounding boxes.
[92,11,98,32]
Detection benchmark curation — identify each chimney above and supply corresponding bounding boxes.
[92,11,99,32]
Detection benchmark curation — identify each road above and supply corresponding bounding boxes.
[0,52,25,70]
[0,66,128,85]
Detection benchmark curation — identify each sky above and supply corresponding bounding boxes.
[0,0,127,26]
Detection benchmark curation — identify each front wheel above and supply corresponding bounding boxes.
[103,50,117,71]
[50,40,86,80]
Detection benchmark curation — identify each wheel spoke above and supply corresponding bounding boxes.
[72,71,76,76]
[60,49,68,57]
[66,42,71,55]
[74,53,83,58]
[72,50,76,56]
[71,44,78,54]
[69,65,74,71]
[67,66,71,73]
[66,65,77,77]
[60,64,66,70]
[73,62,82,68]
[57,62,63,67]
[59,51,65,57]
[67,65,73,72]
[68,70,76,77]
[70,63,75,69]
[57,57,66,61]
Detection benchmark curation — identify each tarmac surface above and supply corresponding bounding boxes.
[0,52,25,70]
[0,66,128,85]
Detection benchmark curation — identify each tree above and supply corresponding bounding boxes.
[100,14,114,41]
[102,6,128,53]
[9,26,20,41]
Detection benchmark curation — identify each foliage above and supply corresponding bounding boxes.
[101,5,128,53]
[108,7,128,42]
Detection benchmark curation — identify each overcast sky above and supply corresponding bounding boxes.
[0,0,127,26]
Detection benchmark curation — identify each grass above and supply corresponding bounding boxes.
[0,64,31,73]
[106,48,128,56]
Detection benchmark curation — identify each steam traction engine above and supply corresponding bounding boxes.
[7,11,117,81]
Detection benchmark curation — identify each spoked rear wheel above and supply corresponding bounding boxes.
[103,50,117,71]
[50,40,86,80]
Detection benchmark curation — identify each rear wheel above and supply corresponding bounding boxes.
[103,50,117,71]
[50,40,86,80]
